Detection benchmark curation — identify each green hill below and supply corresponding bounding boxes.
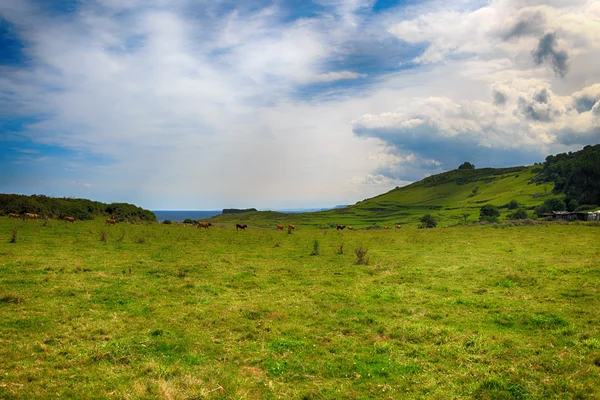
[209,144,600,228]
[207,165,558,228]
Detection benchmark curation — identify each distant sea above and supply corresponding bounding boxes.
[152,206,348,222]
[152,210,222,222]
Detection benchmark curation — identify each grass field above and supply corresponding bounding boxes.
[1,217,599,399]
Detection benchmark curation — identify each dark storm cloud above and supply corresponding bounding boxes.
[353,121,543,179]
[532,32,568,78]
[518,92,553,121]
[503,11,546,40]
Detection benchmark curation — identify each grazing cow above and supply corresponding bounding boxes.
[384,226,389,230]
[24,213,39,220]
[236,223,247,231]
[288,224,296,231]
[276,224,284,231]
[197,221,212,229]
[348,226,354,230]
[395,224,402,229]
[9,213,21,219]
[64,216,75,223]
[336,224,346,230]
[105,218,118,225]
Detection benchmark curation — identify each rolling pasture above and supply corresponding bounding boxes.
[1,218,599,399]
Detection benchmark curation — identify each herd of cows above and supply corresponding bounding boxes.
[7,213,403,231]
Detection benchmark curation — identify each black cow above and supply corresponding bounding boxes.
[337,224,346,230]
[236,223,247,231]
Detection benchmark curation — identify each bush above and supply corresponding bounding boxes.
[310,240,319,256]
[535,198,566,217]
[458,162,475,170]
[162,219,172,225]
[506,200,519,210]
[575,204,599,212]
[480,205,500,222]
[183,218,195,224]
[355,246,369,265]
[420,214,437,228]
[509,209,528,220]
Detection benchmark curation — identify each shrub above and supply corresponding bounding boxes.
[420,214,437,228]
[458,161,475,170]
[575,204,599,212]
[162,219,172,225]
[506,200,519,209]
[509,209,528,220]
[535,198,566,217]
[183,218,195,224]
[355,246,369,265]
[480,205,500,222]
[310,240,319,256]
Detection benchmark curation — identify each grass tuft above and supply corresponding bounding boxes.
[10,227,17,243]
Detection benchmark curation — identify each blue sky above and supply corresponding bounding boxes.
[1,0,599,209]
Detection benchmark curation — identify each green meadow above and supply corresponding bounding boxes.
[1,217,599,399]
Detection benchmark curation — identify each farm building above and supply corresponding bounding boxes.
[544,210,600,221]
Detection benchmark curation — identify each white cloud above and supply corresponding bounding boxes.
[1,0,599,208]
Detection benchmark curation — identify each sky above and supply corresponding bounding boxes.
[0,0,599,210]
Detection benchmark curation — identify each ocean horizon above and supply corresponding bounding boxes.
[152,206,346,222]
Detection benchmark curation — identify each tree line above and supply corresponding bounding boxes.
[533,144,600,208]
[0,194,156,222]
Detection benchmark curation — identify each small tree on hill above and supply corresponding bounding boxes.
[420,214,437,228]
[458,162,475,170]
[479,205,500,222]
[506,200,519,210]
[535,198,566,217]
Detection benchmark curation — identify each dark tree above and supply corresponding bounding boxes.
[420,214,437,228]
[479,204,501,222]
[458,162,475,170]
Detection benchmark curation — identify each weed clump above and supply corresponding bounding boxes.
[310,240,320,256]
[100,230,107,242]
[10,228,17,243]
[337,243,344,255]
[355,246,369,265]
[1,293,23,304]
[136,237,146,244]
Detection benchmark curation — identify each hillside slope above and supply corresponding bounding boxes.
[208,165,559,228]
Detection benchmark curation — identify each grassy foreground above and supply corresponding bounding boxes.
[1,218,599,399]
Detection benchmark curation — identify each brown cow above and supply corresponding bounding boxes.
[336,224,346,230]
[395,224,402,229]
[276,224,284,231]
[288,224,296,231]
[384,226,389,230]
[64,216,75,223]
[23,213,39,220]
[236,223,247,231]
[348,226,354,230]
[105,218,118,225]
[197,221,212,229]
[9,213,21,219]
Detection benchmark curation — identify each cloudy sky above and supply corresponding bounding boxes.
[1,0,599,210]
